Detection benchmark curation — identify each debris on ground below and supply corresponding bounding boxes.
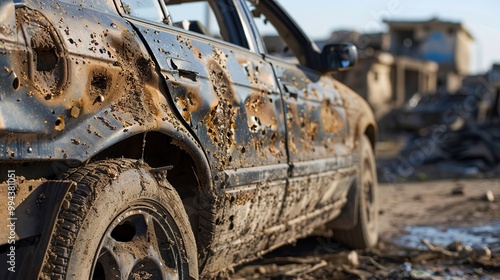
[484,191,495,202]
[230,239,500,279]
[230,179,500,279]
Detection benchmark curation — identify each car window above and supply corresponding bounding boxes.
[120,0,166,23]
[163,0,249,48]
[165,1,223,40]
[119,0,249,48]
[244,0,303,65]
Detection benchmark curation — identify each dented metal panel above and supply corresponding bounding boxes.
[136,25,288,174]
[0,1,200,166]
[269,58,351,163]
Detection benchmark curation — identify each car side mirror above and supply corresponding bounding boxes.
[321,43,358,72]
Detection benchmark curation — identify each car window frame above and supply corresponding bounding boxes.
[115,0,171,25]
[240,0,321,70]
[114,0,251,50]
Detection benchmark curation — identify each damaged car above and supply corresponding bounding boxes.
[0,0,378,278]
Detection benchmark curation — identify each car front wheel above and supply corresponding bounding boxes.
[41,159,198,279]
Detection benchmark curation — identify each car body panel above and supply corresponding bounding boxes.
[0,0,377,277]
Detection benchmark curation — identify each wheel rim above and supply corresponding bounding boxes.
[91,204,185,280]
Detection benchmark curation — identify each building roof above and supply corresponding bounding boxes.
[384,17,474,40]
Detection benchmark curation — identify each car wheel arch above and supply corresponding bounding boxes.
[82,128,213,247]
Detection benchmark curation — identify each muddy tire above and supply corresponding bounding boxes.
[334,135,378,249]
[40,159,198,279]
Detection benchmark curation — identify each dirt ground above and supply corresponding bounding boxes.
[230,179,500,279]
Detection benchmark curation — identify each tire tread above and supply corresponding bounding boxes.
[41,159,137,279]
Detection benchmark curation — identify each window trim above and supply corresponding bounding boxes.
[114,0,251,49]
[234,0,262,53]
[240,0,321,69]
[114,0,171,25]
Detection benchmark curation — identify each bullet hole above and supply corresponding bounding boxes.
[229,215,234,230]
[93,95,105,104]
[55,116,65,131]
[252,115,261,126]
[270,132,277,141]
[12,77,20,90]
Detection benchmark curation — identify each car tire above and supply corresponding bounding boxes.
[40,159,198,279]
[334,135,378,249]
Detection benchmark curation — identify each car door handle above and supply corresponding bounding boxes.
[283,84,299,99]
[169,58,198,82]
[178,69,198,82]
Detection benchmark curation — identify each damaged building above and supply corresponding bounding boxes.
[325,18,474,120]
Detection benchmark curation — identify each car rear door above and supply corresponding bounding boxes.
[243,0,356,227]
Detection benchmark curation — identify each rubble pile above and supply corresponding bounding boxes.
[380,121,500,181]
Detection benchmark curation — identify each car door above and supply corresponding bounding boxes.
[243,0,356,232]
[115,0,289,272]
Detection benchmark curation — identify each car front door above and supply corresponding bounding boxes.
[115,0,290,273]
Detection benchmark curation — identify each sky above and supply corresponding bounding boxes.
[276,0,500,75]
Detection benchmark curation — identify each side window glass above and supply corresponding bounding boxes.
[165,1,223,41]
[245,1,300,64]
[120,0,166,23]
